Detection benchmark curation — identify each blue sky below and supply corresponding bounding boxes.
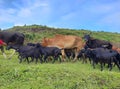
[0,0,120,33]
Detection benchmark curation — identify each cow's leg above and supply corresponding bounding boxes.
[29,57,34,62]
[92,60,96,69]
[39,56,43,64]
[61,49,66,62]
[52,56,56,63]
[8,49,16,59]
[0,46,7,59]
[82,53,85,63]
[114,58,120,71]
[82,53,87,64]
[108,58,111,71]
[89,57,91,64]
[91,57,96,69]
[44,55,48,63]
[100,62,104,71]
[73,48,79,62]
[69,52,74,61]
[58,56,61,63]
[26,57,29,64]
[19,56,23,63]
[109,63,112,71]
[35,58,38,64]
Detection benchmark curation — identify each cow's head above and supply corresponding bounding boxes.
[12,33,24,45]
[83,34,91,41]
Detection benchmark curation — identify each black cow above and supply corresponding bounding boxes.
[77,49,91,64]
[86,48,120,71]
[64,49,75,61]
[7,44,43,64]
[38,43,62,63]
[83,34,112,49]
[26,43,62,63]
[0,31,25,59]
[8,43,62,63]
[18,44,43,64]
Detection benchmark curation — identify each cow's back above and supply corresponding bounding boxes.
[0,31,24,45]
[41,34,84,49]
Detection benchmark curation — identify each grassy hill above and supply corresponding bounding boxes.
[4,24,120,45]
[0,25,120,89]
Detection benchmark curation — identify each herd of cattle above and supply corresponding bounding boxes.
[0,31,120,71]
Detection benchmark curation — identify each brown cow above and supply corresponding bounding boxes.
[41,34,85,61]
[112,46,120,53]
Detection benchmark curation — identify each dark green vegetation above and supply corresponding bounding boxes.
[0,25,120,89]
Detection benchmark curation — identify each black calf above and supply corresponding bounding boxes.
[86,48,120,71]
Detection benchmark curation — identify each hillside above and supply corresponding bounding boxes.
[4,24,120,46]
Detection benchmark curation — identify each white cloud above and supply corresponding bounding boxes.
[7,8,17,14]
[0,0,51,28]
[14,23,25,26]
[61,12,76,21]
[34,1,48,7]
[17,0,49,18]
[0,8,16,22]
[18,8,32,17]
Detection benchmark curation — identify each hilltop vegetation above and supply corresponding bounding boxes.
[4,24,120,46]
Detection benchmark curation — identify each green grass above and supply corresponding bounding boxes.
[0,52,120,89]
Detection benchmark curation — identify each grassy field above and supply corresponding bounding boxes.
[0,50,120,89]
